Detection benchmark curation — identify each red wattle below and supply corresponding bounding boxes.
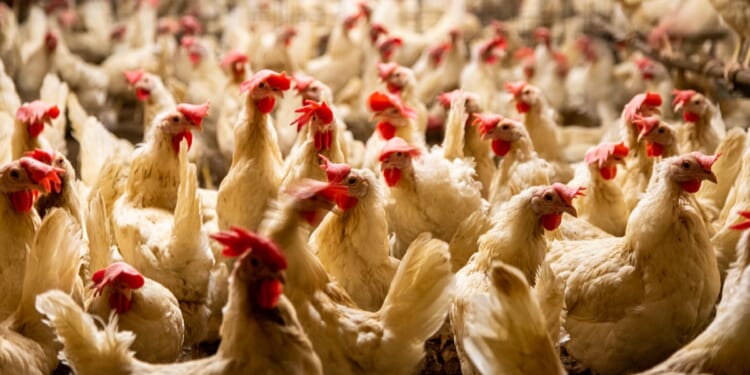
[257,279,283,309]
[646,142,664,157]
[135,88,151,101]
[683,112,700,123]
[377,122,397,140]
[172,131,193,154]
[28,122,44,137]
[599,165,617,180]
[109,291,132,314]
[383,168,402,186]
[256,97,276,114]
[314,130,332,151]
[491,139,512,157]
[9,191,35,213]
[300,210,321,226]
[188,52,201,65]
[681,180,702,193]
[516,101,531,114]
[541,213,563,231]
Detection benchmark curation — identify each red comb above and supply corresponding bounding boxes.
[644,92,662,106]
[92,262,145,296]
[378,137,420,161]
[318,154,351,184]
[634,57,653,71]
[177,102,210,129]
[220,51,248,68]
[691,152,720,171]
[18,156,64,193]
[479,36,506,64]
[552,183,585,205]
[672,89,696,109]
[472,113,503,136]
[632,116,659,137]
[513,47,535,61]
[584,142,629,167]
[370,23,388,44]
[16,101,60,125]
[25,149,56,164]
[123,69,145,85]
[623,92,662,122]
[428,42,452,65]
[210,227,288,271]
[179,15,202,35]
[533,27,550,41]
[367,91,416,119]
[377,62,399,80]
[180,35,196,48]
[730,211,750,231]
[293,74,315,92]
[505,81,527,96]
[291,100,334,131]
[240,69,292,94]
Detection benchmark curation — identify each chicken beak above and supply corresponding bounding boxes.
[563,205,578,218]
[705,171,717,184]
[674,101,684,113]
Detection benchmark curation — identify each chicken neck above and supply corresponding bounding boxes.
[142,82,176,138]
[231,96,283,168]
[11,120,44,161]
[126,126,182,210]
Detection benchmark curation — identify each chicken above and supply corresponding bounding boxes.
[16,8,56,101]
[260,184,455,375]
[672,89,725,155]
[87,262,184,364]
[697,127,746,221]
[473,114,554,209]
[634,116,681,160]
[112,104,214,346]
[36,228,323,375]
[309,159,397,310]
[280,100,346,189]
[437,91,495,198]
[124,69,176,138]
[377,62,428,137]
[24,149,84,234]
[305,10,365,95]
[570,141,630,236]
[251,26,299,73]
[0,209,83,375]
[713,143,750,279]
[37,73,69,155]
[362,91,420,171]
[616,91,664,211]
[642,210,750,374]
[379,137,483,259]
[0,156,64,320]
[528,28,569,111]
[706,0,750,71]
[11,100,60,160]
[462,262,565,375]
[460,36,507,113]
[505,81,573,182]
[548,153,721,374]
[217,70,290,232]
[415,30,467,104]
[452,183,582,374]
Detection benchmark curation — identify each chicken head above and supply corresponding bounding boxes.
[368,91,416,140]
[378,137,420,187]
[291,100,334,151]
[220,51,249,83]
[584,141,629,180]
[667,153,719,193]
[634,116,675,157]
[15,100,60,138]
[623,91,662,123]
[155,102,210,154]
[0,157,64,212]
[531,183,583,230]
[92,262,145,315]
[240,69,292,114]
[672,89,707,123]
[211,227,287,310]
[377,62,414,94]
[438,90,481,115]
[293,74,331,104]
[319,156,369,210]
[124,69,154,102]
[286,178,341,225]
[505,81,540,114]
[472,113,523,157]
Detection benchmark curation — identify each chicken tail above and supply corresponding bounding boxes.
[36,290,135,375]
[39,73,69,155]
[449,208,491,271]
[169,139,205,260]
[533,261,566,345]
[442,91,467,160]
[17,209,83,323]
[698,127,747,220]
[376,233,455,372]
[87,192,118,273]
[463,262,565,375]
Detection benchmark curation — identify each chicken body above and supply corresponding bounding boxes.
[548,156,721,374]
[570,162,629,236]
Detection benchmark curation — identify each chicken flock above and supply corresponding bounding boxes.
[1,0,750,374]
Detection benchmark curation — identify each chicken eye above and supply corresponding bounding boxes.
[259,82,266,89]
[544,193,553,201]
[9,169,19,179]
[682,161,691,169]
[171,115,179,122]
[250,257,259,267]
[658,128,665,134]
[501,124,510,130]
[347,177,357,185]
[395,152,402,156]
